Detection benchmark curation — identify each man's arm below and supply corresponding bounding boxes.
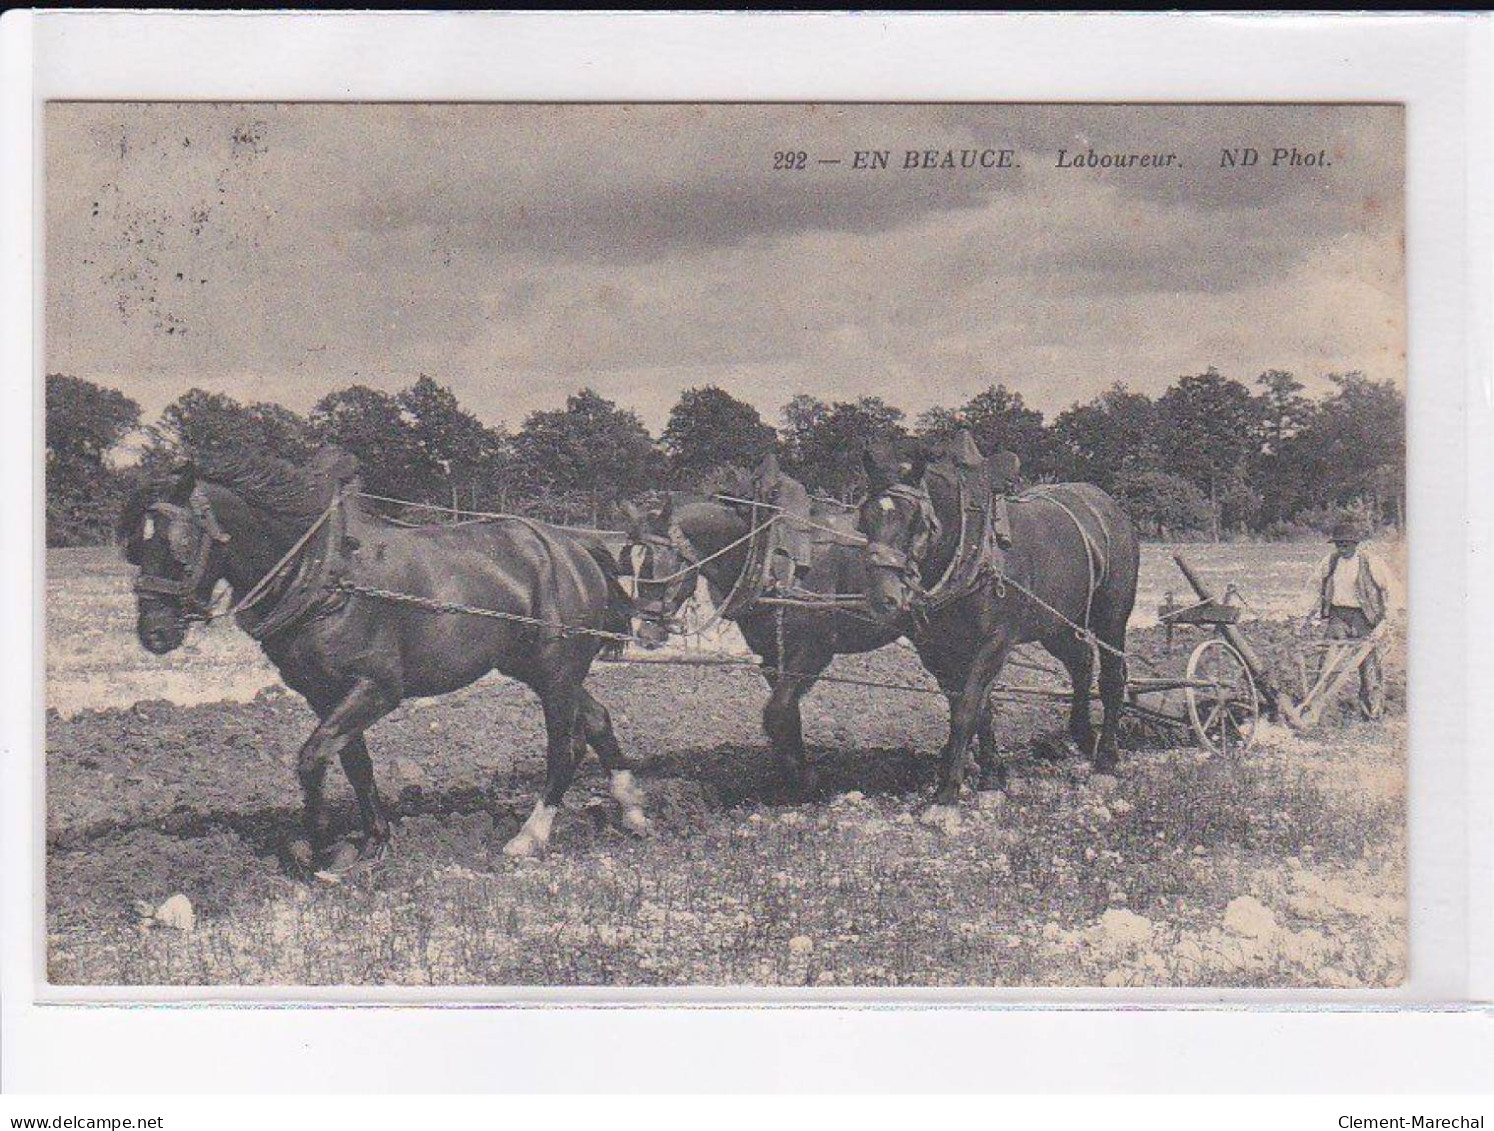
[1367,549,1406,615]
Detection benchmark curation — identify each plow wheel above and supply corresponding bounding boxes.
[1185,638,1260,755]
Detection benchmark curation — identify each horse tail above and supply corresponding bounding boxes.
[582,540,635,659]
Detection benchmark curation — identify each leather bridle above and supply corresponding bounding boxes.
[862,482,941,595]
[132,484,231,620]
[623,522,700,629]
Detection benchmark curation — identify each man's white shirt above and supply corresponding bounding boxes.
[1301,546,1404,618]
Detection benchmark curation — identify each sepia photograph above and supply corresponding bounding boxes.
[42,101,1408,992]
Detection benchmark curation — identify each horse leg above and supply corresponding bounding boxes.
[1093,646,1128,774]
[761,653,828,798]
[932,632,1014,810]
[578,686,649,836]
[1048,636,1097,757]
[287,676,396,876]
[973,696,1007,792]
[932,674,1002,791]
[338,735,393,860]
[503,684,584,858]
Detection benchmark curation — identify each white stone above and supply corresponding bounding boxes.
[1223,895,1278,940]
[154,894,195,931]
[1095,908,1153,948]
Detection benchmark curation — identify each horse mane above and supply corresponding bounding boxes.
[196,449,339,526]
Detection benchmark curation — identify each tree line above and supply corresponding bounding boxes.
[46,366,1404,547]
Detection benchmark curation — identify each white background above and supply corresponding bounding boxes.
[2,11,1490,1092]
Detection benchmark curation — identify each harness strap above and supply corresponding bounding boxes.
[235,489,349,641]
[1018,486,1108,632]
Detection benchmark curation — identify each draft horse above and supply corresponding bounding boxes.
[120,450,645,873]
[620,460,1014,796]
[857,439,1140,810]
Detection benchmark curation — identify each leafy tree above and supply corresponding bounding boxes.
[45,374,141,546]
[398,375,509,511]
[46,374,141,464]
[310,384,431,502]
[142,388,314,470]
[1112,469,1215,537]
[1255,370,1313,454]
[1049,383,1159,490]
[1156,368,1266,540]
[1250,370,1317,525]
[660,385,777,481]
[510,388,657,524]
[918,384,1053,477]
[780,394,909,498]
[1283,372,1405,529]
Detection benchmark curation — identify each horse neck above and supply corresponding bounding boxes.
[673,501,751,591]
[920,470,964,587]
[201,482,314,597]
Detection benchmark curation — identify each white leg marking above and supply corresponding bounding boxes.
[503,800,557,857]
[611,770,651,835]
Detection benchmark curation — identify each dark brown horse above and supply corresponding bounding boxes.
[858,440,1139,811]
[120,451,645,873]
[620,474,1013,796]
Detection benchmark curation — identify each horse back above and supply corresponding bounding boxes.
[345,512,620,636]
[1008,482,1140,616]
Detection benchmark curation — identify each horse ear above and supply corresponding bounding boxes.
[988,450,1021,489]
[863,442,895,492]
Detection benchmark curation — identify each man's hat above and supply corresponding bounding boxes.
[1330,517,1367,543]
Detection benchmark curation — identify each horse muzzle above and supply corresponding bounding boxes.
[632,615,671,650]
[138,611,186,655]
[864,543,925,613]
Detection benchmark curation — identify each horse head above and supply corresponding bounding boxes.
[118,464,232,654]
[858,441,942,622]
[618,494,698,648]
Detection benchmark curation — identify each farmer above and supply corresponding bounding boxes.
[1298,517,1403,719]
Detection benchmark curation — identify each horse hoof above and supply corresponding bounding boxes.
[502,831,542,858]
[365,835,393,864]
[620,808,651,837]
[284,836,317,879]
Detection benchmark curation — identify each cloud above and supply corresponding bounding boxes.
[45,102,1404,431]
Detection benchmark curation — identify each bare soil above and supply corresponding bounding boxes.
[45,543,1406,988]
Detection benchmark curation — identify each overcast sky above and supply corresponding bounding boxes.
[46,103,1404,434]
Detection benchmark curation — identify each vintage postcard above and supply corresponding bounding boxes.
[43,101,1407,991]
